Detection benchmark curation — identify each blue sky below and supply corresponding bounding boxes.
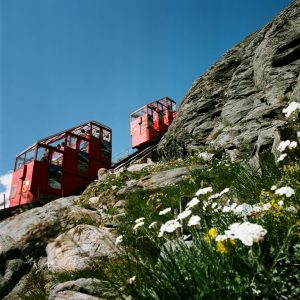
[0,0,292,195]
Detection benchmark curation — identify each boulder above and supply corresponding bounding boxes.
[52,291,100,300]
[97,168,109,181]
[46,225,117,272]
[197,152,214,162]
[138,167,194,189]
[117,166,204,195]
[127,161,154,172]
[49,278,116,300]
[88,196,101,210]
[0,196,79,255]
[0,196,103,258]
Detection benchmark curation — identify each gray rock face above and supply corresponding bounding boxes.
[0,196,102,257]
[137,167,191,189]
[52,291,100,300]
[117,166,197,195]
[158,0,300,159]
[0,196,102,297]
[49,278,116,300]
[0,259,30,299]
[46,225,117,272]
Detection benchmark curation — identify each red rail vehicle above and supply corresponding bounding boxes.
[130,97,176,149]
[9,121,112,207]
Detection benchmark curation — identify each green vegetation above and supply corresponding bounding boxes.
[76,155,206,208]
[103,151,300,299]
[19,268,49,300]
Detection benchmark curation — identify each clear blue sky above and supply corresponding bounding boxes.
[0,0,292,186]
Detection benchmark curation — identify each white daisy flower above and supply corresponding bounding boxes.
[115,235,123,245]
[216,222,267,246]
[158,219,182,236]
[135,217,145,223]
[159,207,172,215]
[133,221,144,230]
[186,197,200,210]
[176,210,192,220]
[195,187,213,196]
[282,101,300,118]
[187,215,201,226]
[275,186,295,198]
[148,221,157,229]
[277,153,287,162]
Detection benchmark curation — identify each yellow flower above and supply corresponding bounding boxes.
[216,239,236,254]
[270,199,283,218]
[204,228,218,243]
[208,228,218,239]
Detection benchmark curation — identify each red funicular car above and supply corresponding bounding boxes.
[9,121,112,207]
[130,97,176,149]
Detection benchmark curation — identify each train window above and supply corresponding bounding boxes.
[102,129,111,142]
[74,124,91,137]
[102,129,111,158]
[51,151,63,166]
[49,138,65,149]
[15,154,25,170]
[48,164,62,189]
[67,135,77,149]
[147,107,154,126]
[24,148,35,164]
[158,104,164,121]
[131,108,146,122]
[37,147,50,163]
[92,125,100,139]
[78,151,89,172]
[79,139,89,153]
[172,102,176,111]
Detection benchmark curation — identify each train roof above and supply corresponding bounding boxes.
[16,120,111,157]
[130,97,176,117]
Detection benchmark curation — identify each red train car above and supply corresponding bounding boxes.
[130,97,176,149]
[9,121,112,207]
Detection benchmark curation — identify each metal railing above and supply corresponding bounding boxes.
[112,147,137,165]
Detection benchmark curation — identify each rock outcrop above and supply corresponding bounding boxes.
[46,225,116,272]
[0,196,111,299]
[158,0,300,160]
[49,278,116,300]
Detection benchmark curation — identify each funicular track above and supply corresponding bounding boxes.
[112,140,159,170]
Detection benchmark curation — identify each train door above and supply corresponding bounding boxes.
[48,149,63,190]
[78,138,89,173]
[101,128,111,159]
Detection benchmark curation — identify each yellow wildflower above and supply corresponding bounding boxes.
[270,199,283,218]
[204,228,218,243]
[216,239,236,254]
[216,241,228,254]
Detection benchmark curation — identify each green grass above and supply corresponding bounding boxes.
[100,152,300,299]
[19,268,49,300]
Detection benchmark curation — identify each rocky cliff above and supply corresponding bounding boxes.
[158,0,300,160]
